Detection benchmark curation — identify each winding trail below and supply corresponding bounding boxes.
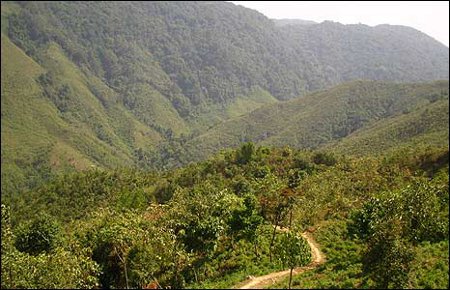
[234,229,325,289]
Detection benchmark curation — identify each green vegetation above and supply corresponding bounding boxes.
[329,98,449,156]
[185,80,449,163]
[274,232,311,289]
[1,1,449,196]
[2,144,448,289]
[1,1,449,289]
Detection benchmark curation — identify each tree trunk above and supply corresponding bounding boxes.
[124,260,129,289]
[289,209,293,228]
[254,239,259,257]
[115,247,129,289]
[269,212,280,262]
[193,267,198,283]
[289,268,293,289]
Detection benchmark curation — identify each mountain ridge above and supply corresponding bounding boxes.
[1,1,448,193]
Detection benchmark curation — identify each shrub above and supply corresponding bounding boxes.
[312,152,337,166]
[15,214,61,255]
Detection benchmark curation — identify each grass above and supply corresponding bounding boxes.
[185,80,449,163]
[329,98,449,157]
[1,33,161,193]
[268,219,364,289]
[268,218,449,289]
[186,225,289,289]
[409,240,449,289]
[226,86,278,118]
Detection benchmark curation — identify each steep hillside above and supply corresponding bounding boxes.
[1,1,449,192]
[183,81,449,163]
[6,1,448,107]
[328,99,449,156]
[281,21,449,90]
[0,34,162,195]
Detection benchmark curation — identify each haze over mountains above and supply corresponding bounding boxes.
[1,1,449,193]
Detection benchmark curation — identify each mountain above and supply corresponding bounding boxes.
[280,21,449,91]
[1,1,449,193]
[1,2,449,289]
[182,80,449,163]
[328,98,449,156]
[273,19,318,26]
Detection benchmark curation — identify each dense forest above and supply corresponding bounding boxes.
[1,1,449,289]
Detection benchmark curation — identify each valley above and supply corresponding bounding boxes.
[1,1,448,289]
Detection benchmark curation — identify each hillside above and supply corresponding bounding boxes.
[182,80,449,164]
[6,1,448,107]
[0,33,159,195]
[1,1,449,193]
[280,21,449,91]
[328,98,449,156]
[2,145,448,289]
[1,2,449,289]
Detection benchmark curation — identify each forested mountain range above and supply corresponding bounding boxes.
[1,2,449,289]
[1,1,449,194]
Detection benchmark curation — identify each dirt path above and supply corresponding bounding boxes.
[234,230,325,289]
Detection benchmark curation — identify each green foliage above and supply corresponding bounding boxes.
[186,81,449,162]
[274,232,311,289]
[236,142,256,165]
[229,193,264,244]
[312,151,338,166]
[349,180,449,243]
[1,0,449,197]
[166,183,237,253]
[349,172,449,288]
[1,139,449,289]
[409,240,449,289]
[270,220,364,289]
[1,1,449,288]
[14,214,61,255]
[362,219,415,289]
[2,247,100,289]
[11,169,158,225]
[331,99,449,157]
[274,232,311,269]
[2,205,100,289]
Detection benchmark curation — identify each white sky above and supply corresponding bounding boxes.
[230,1,449,47]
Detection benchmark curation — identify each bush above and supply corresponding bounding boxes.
[15,214,61,255]
[236,142,255,165]
[312,152,337,166]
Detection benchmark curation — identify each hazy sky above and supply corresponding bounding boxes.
[230,1,449,47]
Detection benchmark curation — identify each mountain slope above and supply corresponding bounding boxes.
[1,1,449,192]
[0,33,162,195]
[183,80,449,162]
[327,98,449,156]
[4,1,448,108]
[281,21,449,91]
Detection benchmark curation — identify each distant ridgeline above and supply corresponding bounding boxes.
[1,1,449,194]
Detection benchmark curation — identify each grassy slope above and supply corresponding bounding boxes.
[1,33,165,194]
[184,80,449,161]
[1,33,76,193]
[328,99,449,156]
[1,29,281,193]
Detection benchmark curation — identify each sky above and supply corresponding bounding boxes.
[229,1,449,47]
